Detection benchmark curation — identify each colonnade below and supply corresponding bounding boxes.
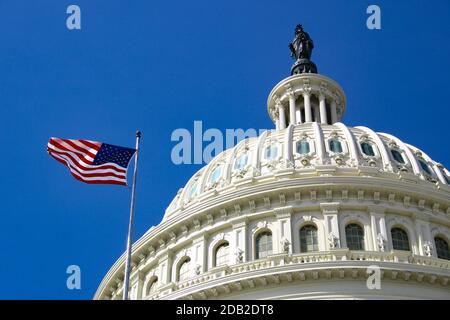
[275,91,339,129]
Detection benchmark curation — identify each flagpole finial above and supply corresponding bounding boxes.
[136,130,142,138]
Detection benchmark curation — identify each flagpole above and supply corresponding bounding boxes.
[123,130,141,300]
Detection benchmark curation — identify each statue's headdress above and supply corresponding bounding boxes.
[295,24,303,34]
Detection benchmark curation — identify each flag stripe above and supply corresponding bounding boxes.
[79,139,102,150]
[60,138,98,159]
[49,153,128,184]
[72,140,101,156]
[49,139,94,165]
[47,143,126,173]
[49,151,127,179]
[47,137,135,186]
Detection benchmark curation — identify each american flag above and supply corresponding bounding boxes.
[47,137,136,186]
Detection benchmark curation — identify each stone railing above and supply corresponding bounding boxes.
[143,249,449,300]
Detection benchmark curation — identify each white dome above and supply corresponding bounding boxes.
[95,51,450,301]
[164,122,450,221]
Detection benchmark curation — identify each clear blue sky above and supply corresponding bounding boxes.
[0,0,448,299]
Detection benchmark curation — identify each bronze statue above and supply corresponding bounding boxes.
[289,24,317,75]
[289,24,314,60]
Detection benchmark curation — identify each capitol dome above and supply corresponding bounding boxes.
[95,27,450,300]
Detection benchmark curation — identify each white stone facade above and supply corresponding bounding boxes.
[94,74,450,300]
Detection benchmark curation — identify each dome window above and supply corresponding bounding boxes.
[345,224,364,250]
[418,159,432,175]
[435,237,450,260]
[296,140,310,155]
[390,149,405,164]
[177,257,191,282]
[147,277,158,295]
[264,145,278,160]
[214,242,230,267]
[361,142,375,156]
[209,165,222,183]
[329,139,343,153]
[299,225,319,252]
[255,231,273,259]
[234,154,248,170]
[391,228,410,251]
[186,181,198,199]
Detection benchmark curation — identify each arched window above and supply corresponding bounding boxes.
[255,231,273,259]
[214,242,229,267]
[345,224,365,250]
[146,277,158,295]
[234,154,248,170]
[391,227,410,251]
[361,142,375,156]
[299,225,319,252]
[178,257,191,282]
[186,181,198,199]
[209,165,222,183]
[418,159,432,175]
[390,149,405,164]
[329,139,343,153]
[435,237,450,260]
[265,145,278,160]
[296,140,310,155]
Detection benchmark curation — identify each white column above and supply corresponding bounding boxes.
[295,105,302,124]
[231,221,247,263]
[320,203,340,249]
[414,215,432,256]
[275,113,280,130]
[278,103,286,129]
[330,99,338,123]
[369,207,387,251]
[275,209,293,254]
[303,92,312,122]
[129,272,144,300]
[192,236,205,273]
[159,252,173,285]
[319,94,327,124]
[288,94,296,125]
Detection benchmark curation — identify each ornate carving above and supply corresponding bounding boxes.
[235,248,244,264]
[212,232,227,243]
[195,264,202,275]
[220,208,227,218]
[423,242,433,257]
[279,193,286,205]
[281,237,291,254]
[328,232,339,249]
[257,221,269,229]
[232,167,249,179]
[248,200,256,212]
[263,196,271,208]
[377,233,386,252]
